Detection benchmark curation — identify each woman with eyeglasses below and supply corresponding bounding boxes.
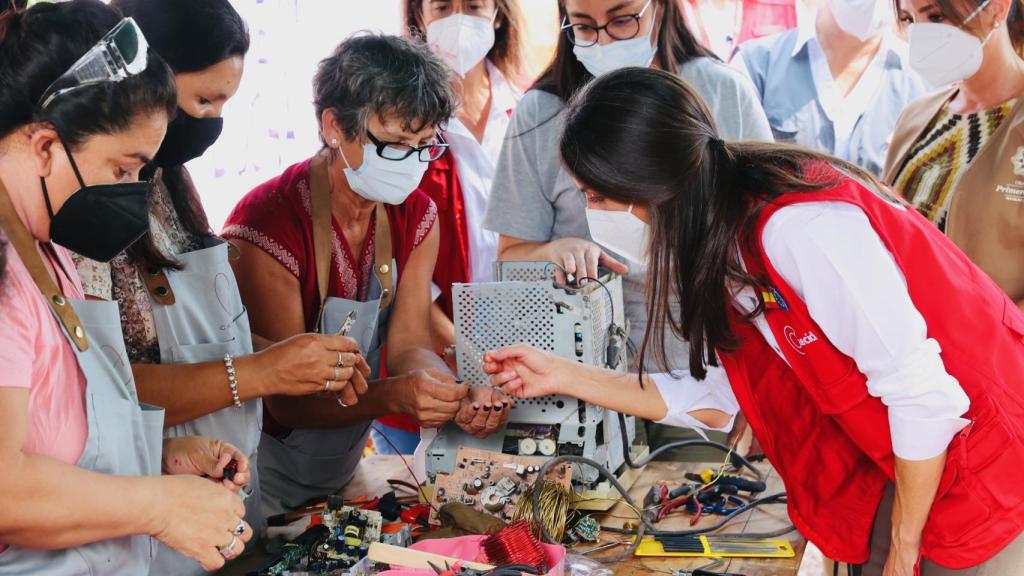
[0,2,253,573]
[482,0,772,454]
[385,0,526,455]
[224,34,508,516]
[70,1,367,570]
[485,67,1024,576]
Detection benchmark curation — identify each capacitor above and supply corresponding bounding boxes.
[519,438,538,456]
[539,438,557,456]
[574,323,585,357]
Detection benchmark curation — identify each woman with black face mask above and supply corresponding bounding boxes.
[71,2,369,573]
[0,2,254,573]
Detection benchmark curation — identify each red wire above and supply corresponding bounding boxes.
[482,521,547,570]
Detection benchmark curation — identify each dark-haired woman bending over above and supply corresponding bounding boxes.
[0,2,252,573]
[486,68,1024,575]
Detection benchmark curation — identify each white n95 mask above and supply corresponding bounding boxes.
[573,6,660,77]
[427,13,496,77]
[339,144,429,205]
[830,0,895,41]
[908,0,996,87]
[586,205,650,266]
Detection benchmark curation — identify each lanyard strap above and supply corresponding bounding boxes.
[0,178,89,351]
[310,153,394,333]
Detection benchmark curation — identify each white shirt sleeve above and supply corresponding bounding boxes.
[651,366,739,438]
[430,282,442,303]
[762,202,970,461]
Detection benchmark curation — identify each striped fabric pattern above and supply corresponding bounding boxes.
[894,100,1015,231]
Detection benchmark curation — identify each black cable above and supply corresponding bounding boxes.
[600,491,789,538]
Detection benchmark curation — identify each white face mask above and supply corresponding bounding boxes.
[573,5,660,77]
[829,0,895,41]
[908,0,996,87]
[586,205,649,266]
[426,12,496,77]
[339,143,429,205]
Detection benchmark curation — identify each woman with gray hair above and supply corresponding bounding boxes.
[223,33,510,515]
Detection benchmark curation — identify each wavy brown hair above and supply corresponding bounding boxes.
[560,67,881,379]
[404,0,525,80]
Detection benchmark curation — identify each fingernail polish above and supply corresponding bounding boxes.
[483,405,491,412]
[495,404,503,412]
[473,404,480,410]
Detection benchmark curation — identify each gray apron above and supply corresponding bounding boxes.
[142,238,263,575]
[0,186,163,575]
[257,268,392,516]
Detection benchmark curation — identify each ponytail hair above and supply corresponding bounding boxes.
[559,67,881,380]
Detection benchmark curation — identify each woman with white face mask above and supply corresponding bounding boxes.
[385,0,525,455]
[482,0,772,457]
[486,67,1024,576]
[884,0,1024,312]
[736,0,929,176]
[223,34,509,517]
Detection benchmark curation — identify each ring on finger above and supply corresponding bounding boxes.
[336,397,349,408]
[235,520,247,536]
[218,535,239,559]
[323,380,334,393]
[337,351,344,367]
[334,366,341,381]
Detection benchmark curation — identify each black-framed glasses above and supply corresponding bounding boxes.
[366,130,449,162]
[39,18,149,110]
[561,0,653,48]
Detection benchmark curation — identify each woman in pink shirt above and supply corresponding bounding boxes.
[0,2,253,573]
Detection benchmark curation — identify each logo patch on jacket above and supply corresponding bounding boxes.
[784,326,818,355]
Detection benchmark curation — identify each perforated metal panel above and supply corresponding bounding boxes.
[428,263,637,487]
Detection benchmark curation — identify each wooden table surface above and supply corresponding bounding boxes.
[583,460,804,576]
[224,455,805,575]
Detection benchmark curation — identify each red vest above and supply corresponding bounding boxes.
[421,151,470,319]
[720,166,1024,568]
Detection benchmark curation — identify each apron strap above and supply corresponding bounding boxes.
[0,178,89,351]
[310,153,395,333]
[140,264,176,306]
[373,202,394,309]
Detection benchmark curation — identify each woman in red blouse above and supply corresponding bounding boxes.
[224,34,509,515]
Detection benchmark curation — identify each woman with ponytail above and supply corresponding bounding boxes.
[885,0,1024,310]
[484,67,1024,575]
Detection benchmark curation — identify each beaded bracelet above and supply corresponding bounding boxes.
[223,354,242,408]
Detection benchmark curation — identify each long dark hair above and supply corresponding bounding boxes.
[560,68,879,379]
[534,0,713,103]
[113,0,250,270]
[0,0,177,286]
[404,0,526,80]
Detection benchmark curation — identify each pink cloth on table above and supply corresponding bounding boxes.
[376,535,566,576]
[0,242,88,464]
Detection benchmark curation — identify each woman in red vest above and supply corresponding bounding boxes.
[484,67,1024,575]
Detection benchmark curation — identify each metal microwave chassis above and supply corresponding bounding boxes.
[425,261,646,499]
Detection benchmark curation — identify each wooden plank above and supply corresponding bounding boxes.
[580,461,804,576]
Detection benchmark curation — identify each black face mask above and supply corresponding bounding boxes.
[42,145,151,263]
[153,108,224,168]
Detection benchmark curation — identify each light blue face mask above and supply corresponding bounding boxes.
[339,142,429,205]
[572,5,660,77]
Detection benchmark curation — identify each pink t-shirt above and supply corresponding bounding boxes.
[0,242,88,464]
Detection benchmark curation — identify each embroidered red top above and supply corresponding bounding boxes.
[223,158,438,432]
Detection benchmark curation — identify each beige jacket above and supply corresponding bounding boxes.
[884,88,1024,302]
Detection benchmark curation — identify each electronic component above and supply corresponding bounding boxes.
[428,262,641,496]
[429,448,572,525]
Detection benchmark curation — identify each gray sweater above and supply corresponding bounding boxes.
[483,57,773,371]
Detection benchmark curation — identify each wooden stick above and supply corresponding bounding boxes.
[367,542,495,571]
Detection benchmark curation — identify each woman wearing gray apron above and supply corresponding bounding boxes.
[71,2,367,573]
[225,34,512,517]
[0,5,251,573]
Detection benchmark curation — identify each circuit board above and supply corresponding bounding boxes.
[429,448,574,525]
[305,498,382,573]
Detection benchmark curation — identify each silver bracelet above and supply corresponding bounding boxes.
[223,354,242,408]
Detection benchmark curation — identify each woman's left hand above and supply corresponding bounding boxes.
[454,386,514,438]
[162,436,251,492]
[882,538,921,576]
